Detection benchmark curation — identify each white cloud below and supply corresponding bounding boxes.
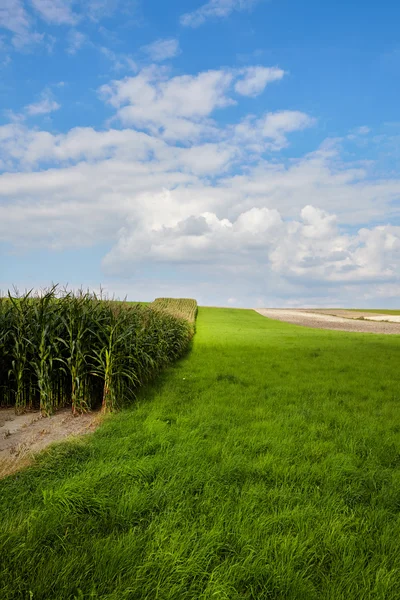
[234,66,285,97]
[21,127,233,174]
[102,200,400,289]
[0,0,83,50]
[141,38,180,62]
[1,63,400,306]
[0,0,43,48]
[0,124,168,167]
[1,124,399,279]
[181,0,262,28]
[269,206,400,283]
[0,124,399,304]
[100,65,287,142]
[170,142,237,174]
[66,29,86,54]
[0,88,61,123]
[262,110,316,143]
[234,110,316,150]
[100,66,235,140]
[30,0,79,25]
[0,0,133,52]
[25,89,60,116]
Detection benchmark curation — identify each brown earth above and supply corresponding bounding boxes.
[0,408,101,478]
[254,309,400,334]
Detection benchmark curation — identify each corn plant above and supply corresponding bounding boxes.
[0,289,197,416]
[7,291,32,413]
[91,303,138,413]
[28,288,61,415]
[151,298,198,325]
[58,292,93,414]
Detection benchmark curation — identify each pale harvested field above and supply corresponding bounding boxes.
[255,309,400,334]
[308,309,400,323]
[0,408,101,478]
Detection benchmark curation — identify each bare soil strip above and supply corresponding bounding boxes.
[254,309,400,334]
[305,309,400,323]
[0,408,101,478]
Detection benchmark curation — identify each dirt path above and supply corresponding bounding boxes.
[0,408,101,478]
[254,309,400,334]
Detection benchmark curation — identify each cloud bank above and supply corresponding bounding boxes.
[1,61,399,306]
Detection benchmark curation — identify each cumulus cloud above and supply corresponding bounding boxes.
[261,111,315,140]
[269,207,400,283]
[100,65,286,141]
[0,122,240,175]
[103,202,400,289]
[0,119,399,237]
[109,204,400,289]
[181,0,262,28]
[233,110,316,150]
[25,89,61,116]
[1,62,399,306]
[141,38,180,62]
[100,66,235,140]
[234,66,285,97]
[1,123,399,294]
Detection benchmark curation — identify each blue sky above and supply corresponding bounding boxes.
[0,0,399,306]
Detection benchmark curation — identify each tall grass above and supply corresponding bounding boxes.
[1,308,399,599]
[0,289,195,416]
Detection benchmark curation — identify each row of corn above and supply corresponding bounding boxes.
[150,298,198,326]
[0,288,196,416]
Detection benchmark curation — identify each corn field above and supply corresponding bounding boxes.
[151,298,198,325]
[0,288,196,416]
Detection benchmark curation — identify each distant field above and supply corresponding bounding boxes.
[305,308,400,316]
[347,309,400,315]
[256,308,400,333]
[1,308,400,599]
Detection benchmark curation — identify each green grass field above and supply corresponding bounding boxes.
[1,308,400,599]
